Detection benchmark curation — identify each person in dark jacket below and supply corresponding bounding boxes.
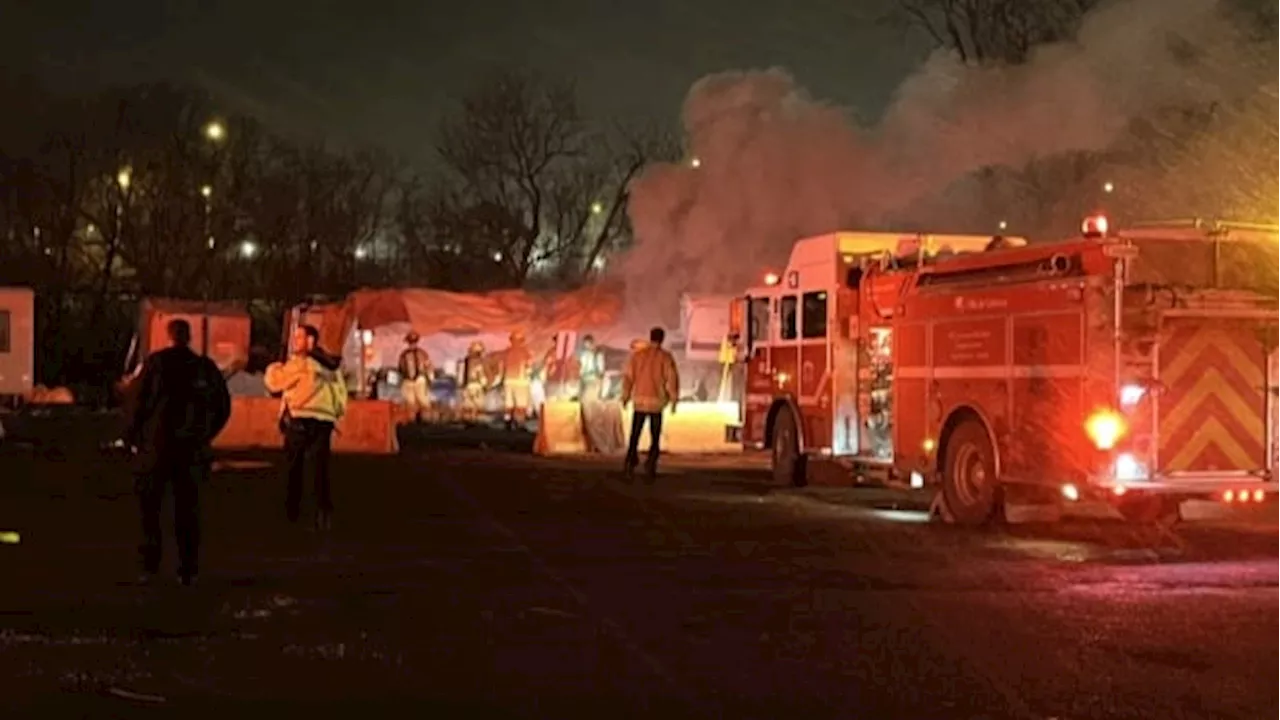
[124,319,232,586]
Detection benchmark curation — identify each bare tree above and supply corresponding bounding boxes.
[570,122,680,280]
[890,0,1100,65]
[1115,86,1278,224]
[433,70,589,284]
[433,71,681,287]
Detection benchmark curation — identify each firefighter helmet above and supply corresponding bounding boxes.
[509,330,525,344]
[468,341,485,355]
[405,331,420,344]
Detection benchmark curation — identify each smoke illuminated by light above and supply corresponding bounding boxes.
[622,0,1266,324]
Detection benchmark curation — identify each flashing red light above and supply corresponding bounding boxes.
[1084,409,1126,450]
[1082,214,1109,238]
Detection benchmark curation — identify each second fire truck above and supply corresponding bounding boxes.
[728,217,1279,525]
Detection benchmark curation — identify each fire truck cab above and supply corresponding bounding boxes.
[728,219,1279,526]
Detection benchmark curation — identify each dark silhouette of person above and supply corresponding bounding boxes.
[124,318,231,586]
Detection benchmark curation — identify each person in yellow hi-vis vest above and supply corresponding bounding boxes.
[499,330,534,428]
[460,341,488,421]
[264,324,348,532]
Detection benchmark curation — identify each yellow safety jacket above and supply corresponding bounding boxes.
[265,354,349,424]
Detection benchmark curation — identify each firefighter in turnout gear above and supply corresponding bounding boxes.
[398,331,433,422]
[461,341,488,421]
[500,330,535,428]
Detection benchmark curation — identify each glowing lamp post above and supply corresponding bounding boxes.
[204,121,227,142]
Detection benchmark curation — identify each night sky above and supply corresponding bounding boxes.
[1,0,929,159]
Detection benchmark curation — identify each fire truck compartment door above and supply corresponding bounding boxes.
[1156,315,1277,476]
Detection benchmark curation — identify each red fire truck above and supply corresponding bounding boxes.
[727,217,1279,525]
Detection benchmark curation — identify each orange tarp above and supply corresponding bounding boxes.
[317,285,634,354]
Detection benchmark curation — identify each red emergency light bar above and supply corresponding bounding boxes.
[1082,214,1110,238]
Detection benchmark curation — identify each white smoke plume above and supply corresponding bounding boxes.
[620,0,1267,325]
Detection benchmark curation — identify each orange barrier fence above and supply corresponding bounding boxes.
[533,401,589,455]
[535,400,742,456]
[213,396,398,454]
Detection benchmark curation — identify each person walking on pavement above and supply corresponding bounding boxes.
[265,324,348,531]
[124,319,231,586]
[621,326,680,484]
[398,331,433,423]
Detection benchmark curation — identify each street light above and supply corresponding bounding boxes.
[116,167,132,190]
[590,201,604,215]
[239,240,257,258]
[690,157,702,169]
[1103,181,1115,194]
[998,220,1008,231]
[204,120,226,142]
[354,245,368,260]
[492,251,503,262]
[200,184,213,198]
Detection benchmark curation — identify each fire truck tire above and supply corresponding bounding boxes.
[771,408,807,487]
[940,419,1000,526]
[1115,495,1181,527]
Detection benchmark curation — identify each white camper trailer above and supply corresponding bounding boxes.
[0,287,35,399]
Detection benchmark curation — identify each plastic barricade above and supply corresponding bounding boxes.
[534,400,741,456]
[533,400,587,455]
[213,396,398,454]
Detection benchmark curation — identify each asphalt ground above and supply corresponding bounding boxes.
[0,434,1276,719]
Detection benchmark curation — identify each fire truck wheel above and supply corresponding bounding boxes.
[940,420,1000,526]
[1115,495,1181,527]
[771,408,807,487]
